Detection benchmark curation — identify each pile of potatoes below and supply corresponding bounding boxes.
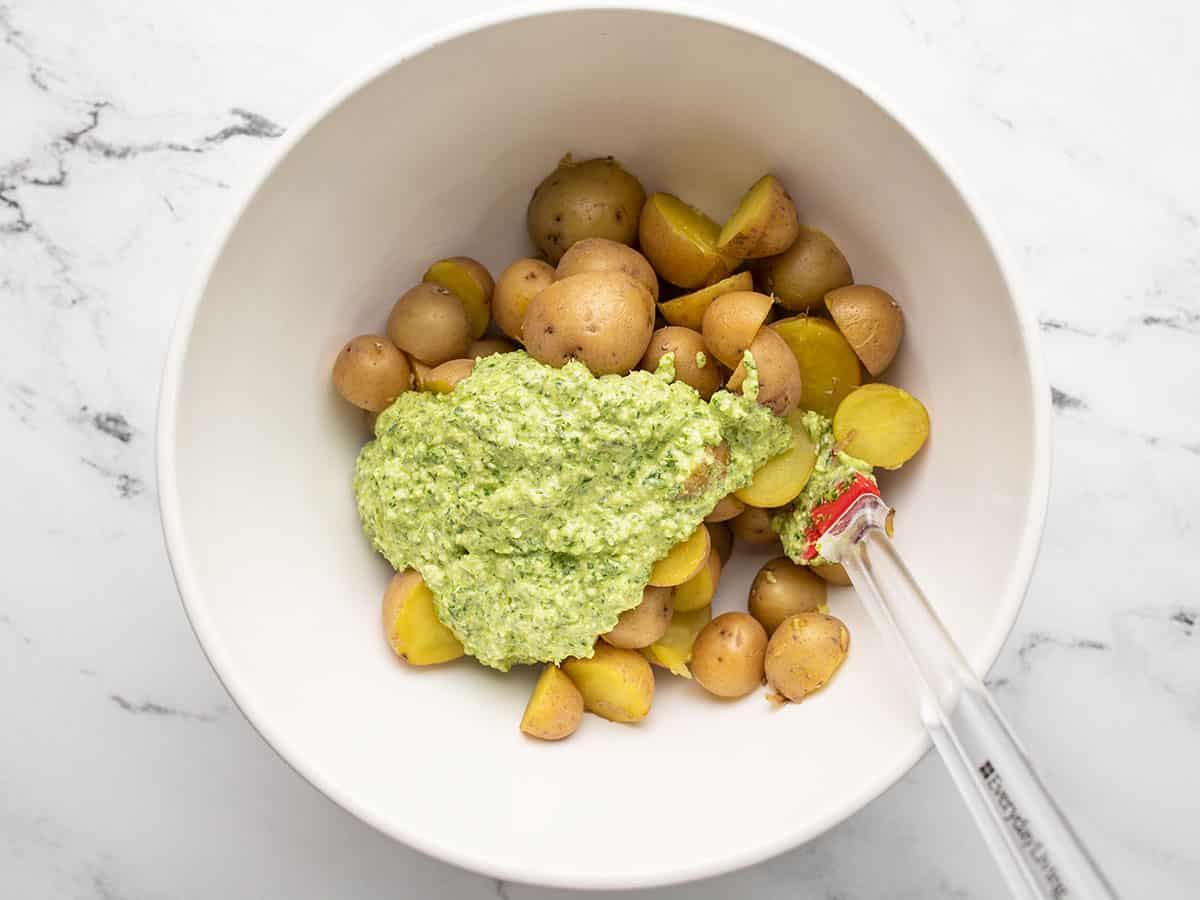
[331,153,931,741]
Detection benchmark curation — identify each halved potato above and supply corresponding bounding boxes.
[640,326,723,399]
[424,358,475,393]
[811,562,852,586]
[771,315,862,418]
[658,271,753,330]
[730,505,778,545]
[825,285,904,376]
[555,237,659,302]
[520,665,583,741]
[673,549,721,612]
[705,494,745,523]
[701,290,775,368]
[423,257,494,339]
[408,355,434,391]
[643,605,712,678]
[639,193,737,289]
[754,225,852,312]
[562,642,654,723]
[832,383,930,469]
[603,585,675,649]
[381,569,463,665]
[648,524,710,587]
[726,327,803,416]
[717,175,800,259]
[706,522,734,566]
[735,409,817,507]
[493,258,555,342]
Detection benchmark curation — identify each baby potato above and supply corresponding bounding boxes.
[520,665,584,741]
[649,524,710,587]
[424,358,475,393]
[555,237,659,302]
[562,642,655,723]
[681,441,730,498]
[717,174,800,260]
[522,271,655,375]
[825,285,905,376]
[705,494,745,523]
[735,409,817,507]
[381,569,464,665]
[603,585,675,649]
[691,612,768,699]
[726,327,803,416]
[332,334,412,412]
[755,225,852,312]
[422,256,494,339]
[493,258,555,341]
[811,562,852,586]
[468,336,518,359]
[643,605,712,677]
[527,155,645,263]
[408,355,434,391]
[674,549,721,612]
[706,522,734,566]
[833,383,931,469]
[701,290,775,368]
[730,505,779,545]
[640,326,723,399]
[749,557,828,634]
[765,612,850,703]
[658,271,754,330]
[771,315,862,418]
[387,282,473,365]
[639,192,738,289]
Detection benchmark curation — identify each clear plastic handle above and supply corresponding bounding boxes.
[822,495,1117,900]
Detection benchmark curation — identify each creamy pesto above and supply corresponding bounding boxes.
[355,351,790,670]
[772,411,875,565]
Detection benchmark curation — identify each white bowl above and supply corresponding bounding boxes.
[158,5,1049,890]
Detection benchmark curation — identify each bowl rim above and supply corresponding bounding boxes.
[156,1,1052,889]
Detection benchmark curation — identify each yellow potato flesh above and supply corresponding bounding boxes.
[423,258,492,339]
[771,315,862,417]
[641,193,736,289]
[673,550,721,612]
[717,174,799,259]
[562,643,654,723]
[734,410,817,507]
[643,606,712,678]
[648,524,710,587]
[520,665,583,741]
[381,570,464,665]
[833,383,931,469]
[658,271,753,330]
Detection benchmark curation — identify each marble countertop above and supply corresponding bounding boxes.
[3,1,1197,896]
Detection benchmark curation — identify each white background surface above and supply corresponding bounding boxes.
[2,1,1197,897]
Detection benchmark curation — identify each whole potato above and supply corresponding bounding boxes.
[726,327,803,416]
[386,282,472,365]
[691,612,768,698]
[424,358,475,393]
[701,290,775,368]
[704,493,745,523]
[640,326,722,399]
[422,256,494,339]
[705,521,734,566]
[332,334,412,412]
[520,665,583,741]
[755,225,853,312]
[555,237,659,302]
[717,174,800,259]
[527,155,645,263]
[603,585,675,649]
[764,612,850,703]
[825,284,904,376]
[639,192,737,289]
[493,258,555,342]
[811,562,852,586]
[468,336,519,359]
[748,557,827,634]
[730,505,778,545]
[522,271,655,375]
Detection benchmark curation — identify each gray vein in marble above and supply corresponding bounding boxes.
[1038,317,1096,337]
[1049,386,1086,411]
[0,3,52,91]
[1169,609,1196,636]
[109,694,220,723]
[1016,631,1110,666]
[81,458,144,499]
[86,409,134,443]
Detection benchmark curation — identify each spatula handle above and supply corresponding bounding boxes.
[839,525,1117,899]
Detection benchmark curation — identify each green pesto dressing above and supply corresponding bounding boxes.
[772,410,875,565]
[355,351,790,670]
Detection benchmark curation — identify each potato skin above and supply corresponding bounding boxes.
[332,334,412,412]
[493,258,555,342]
[381,569,464,665]
[424,358,475,393]
[706,521,734,566]
[422,256,494,339]
[704,494,745,523]
[765,612,850,703]
[520,665,583,741]
[468,337,519,358]
[556,237,659,302]
[527,156,645,263]
[386,282,473,365]
[640,326,722,399]
[603,585,675,649]
[701,290,775,369]
[755,225,853,312]
[825,285,904,376]
[691,612,768,698]
[730,505,779,545]
[562,642,655,723]
[811,562,852,586]
[749,557,827,634]
[726,327,803,416]
[718,174,800,259]
[522,271,655,375]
